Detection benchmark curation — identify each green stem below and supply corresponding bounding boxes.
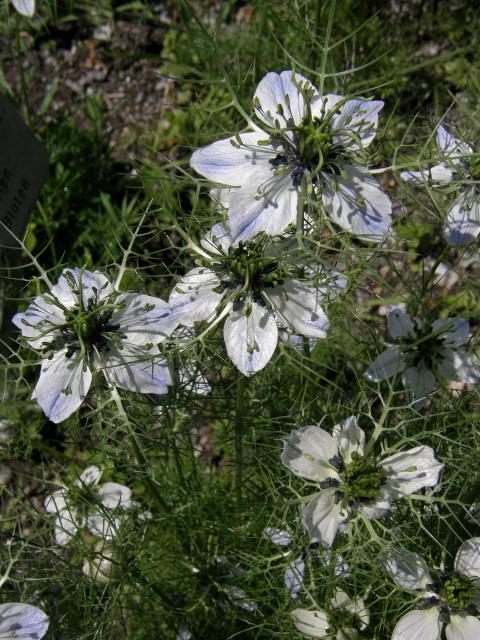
[235,375,247,509]
[15,18,32,128]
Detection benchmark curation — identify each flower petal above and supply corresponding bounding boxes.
[437,125,473,160]
[392,608,442,640]
[102,347,171,395]
[329,98,383,150]
[32,350,92,423]
[281,425,340,482]
[445,193,480,246]
[381,445,443,497]
[112,294,177,345]
[253,70,315,129]
[201,222,234,255]
[364,347,407,382]
[284,555,305,599]
[402,365,436,404]
[87,513,120,539]
[454,538,480,579]
[223,302,278,376]
[400,164,453,185]
[332,589,370,629]
[381,546,433,591]
[54,508,80,546]
[302,488,348,547]
[12,296,65,349]
[0,603,49,639]
[263,527,293,546]
[11,0,35,16]
[292,608,329,638]
[44,489,68,514]
[446,614,480,640]
[437,348,480,384]
[267,280,329,339]
[388,308,417,339]
[190,132,275,186]
[332,416,365,464]
[169,267,224,326]
[322,165,392,242]
[77,465,102,487]
[228,167,298,243]
[432,318,469,347]
[98,482,132,509]
[51,268,113,309]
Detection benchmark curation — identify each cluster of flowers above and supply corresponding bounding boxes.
[10,69,480,638]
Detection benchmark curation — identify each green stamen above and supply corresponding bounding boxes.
[442,575,479,611]
[342,452,383,502]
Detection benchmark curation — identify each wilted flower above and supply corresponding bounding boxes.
[0,603,48,639]
[383,539,480,640]
[44,465,132,546]
[281,416,443,547]
[364,307,480,405]
[11,0,35,17]
[401,125,480,245]
[292,589,369,639]
[13,268,177,423]
[169,224,344,376]
[191,70,391,244]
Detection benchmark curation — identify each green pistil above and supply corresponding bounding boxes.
[442,575,478,611]
[295,118,334,175]
[226,243,291,292]
[342,452,383,502]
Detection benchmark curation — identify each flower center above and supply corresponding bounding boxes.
[224,242,291,295]
[60,305,123,359]
[401,323,445,370]
[341,452,384,502]
[326,605,362,636]
[442,575,479,611]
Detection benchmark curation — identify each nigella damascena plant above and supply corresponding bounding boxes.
[281,416,443,548]
[13,268,178,423]
[169,223,345,376]
[292,589,369,640]
[382,539,480,639]
[364,307,480,405]
[0,603,49,639]
[401,125,480,246]
[191,70,392,244]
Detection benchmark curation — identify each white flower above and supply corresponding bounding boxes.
[82,539,115,584]
[401,125,480,245]
[383,539,480,640]
[364,307,480,404]
[281,416,443,547]
[0,603,48,639]
[11,0,35,17]
[191,70,392,244]
[169,224,341,376]
[44,465,132,546]
[13,268,177,423]
[292,589,369,639]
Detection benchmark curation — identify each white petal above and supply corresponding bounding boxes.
[302,488,348,548]
[77,465,102,487]
[98,482,132,509]
[388,308,417,339]
[454,538,480,579]
[281,425,340,482]
[51,268,113,309]
[332,416,365,464]
[12,296,65,349]
[112,294,177,345]
[44,489,68,513]
[102,347,171,395]
[402,366,436,403]
[54,509,79,546]
[359,488,392,520]
[381,546,433,591]
[201,222,234,255]
[253,70,315,129]
[400,164,453,185]
[228,168,298,243]
[392,608,442,640]
[87,513,119,539]
[292,608,329,638]
[364,346,407,382]
[0,603,49,639]
[169,268,224,327]
[32,350,92,423]
[267,280,329,339]
[437,125,473,160]
[263,527,293,546]
[222,585,257,612]
[190,132,275,186]
[445,193,480,246]
[332,590,370,629]
[223,302,278,376]
[284,555,305,598]
[177,363,211,395]
[381,445,443,497]
[437,348,480,384]
[329,98,383,150]
[432,318,469,347]
[322,165,392,242]
[10,0,35,17]
[446,614,480,640]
